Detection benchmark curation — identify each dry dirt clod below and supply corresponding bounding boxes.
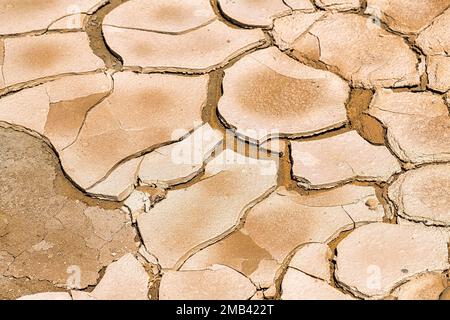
[289,243,334,282]
[368,90,450,165]
[291,131,401,188]
[217,47,350,143]
[388,164,450,226]
[0,128,138,295]
[335,223,449,299]
[290,13,421,88]
[81,253,150,300]
[138,123,223,188]
[271,11,326,50]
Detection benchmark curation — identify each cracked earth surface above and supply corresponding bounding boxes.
[0,0,449,300]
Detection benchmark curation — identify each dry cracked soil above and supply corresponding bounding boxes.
[0,0,449,301]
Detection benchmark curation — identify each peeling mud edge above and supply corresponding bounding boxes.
[203,68,288,159]
[271,197,428,300]
[209,47,354,156]
[218,110,349,146]
[295,174,396,191]
[327,230,370,300]
[202,183,381,300]
[83,55,278,195]
[85,0,126,70]
[213,0,297,30]
[98,0,273,74]
[209,0,239,28]
[65,70,214,195]
[384,164,450,227]
[0,39,4,86]
[42,60,275,201]
[210,0,263,30]
[386,270,450,300]
[0,69,107,98]
[214,55,385,148]
[3,2,398,204]
[59,74,115,152]
[383,161,450,224]
[120,37,271,75]
[85,121,205,193]
[0,12,92,40]
[165,154,391,299]
[134,181,278,295]
[0,1,119,94]
[330,221,450,300]
[397,213,450,229]
[103,17,218,36]
[321,11,429,92]
[0,122,121,210]
[257,136,391,223]
[385,126,450,167]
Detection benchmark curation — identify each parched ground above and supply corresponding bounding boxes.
[0,0,449,300]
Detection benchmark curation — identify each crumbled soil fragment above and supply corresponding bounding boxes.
[335,223,449,299]
[388,164,450,226]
